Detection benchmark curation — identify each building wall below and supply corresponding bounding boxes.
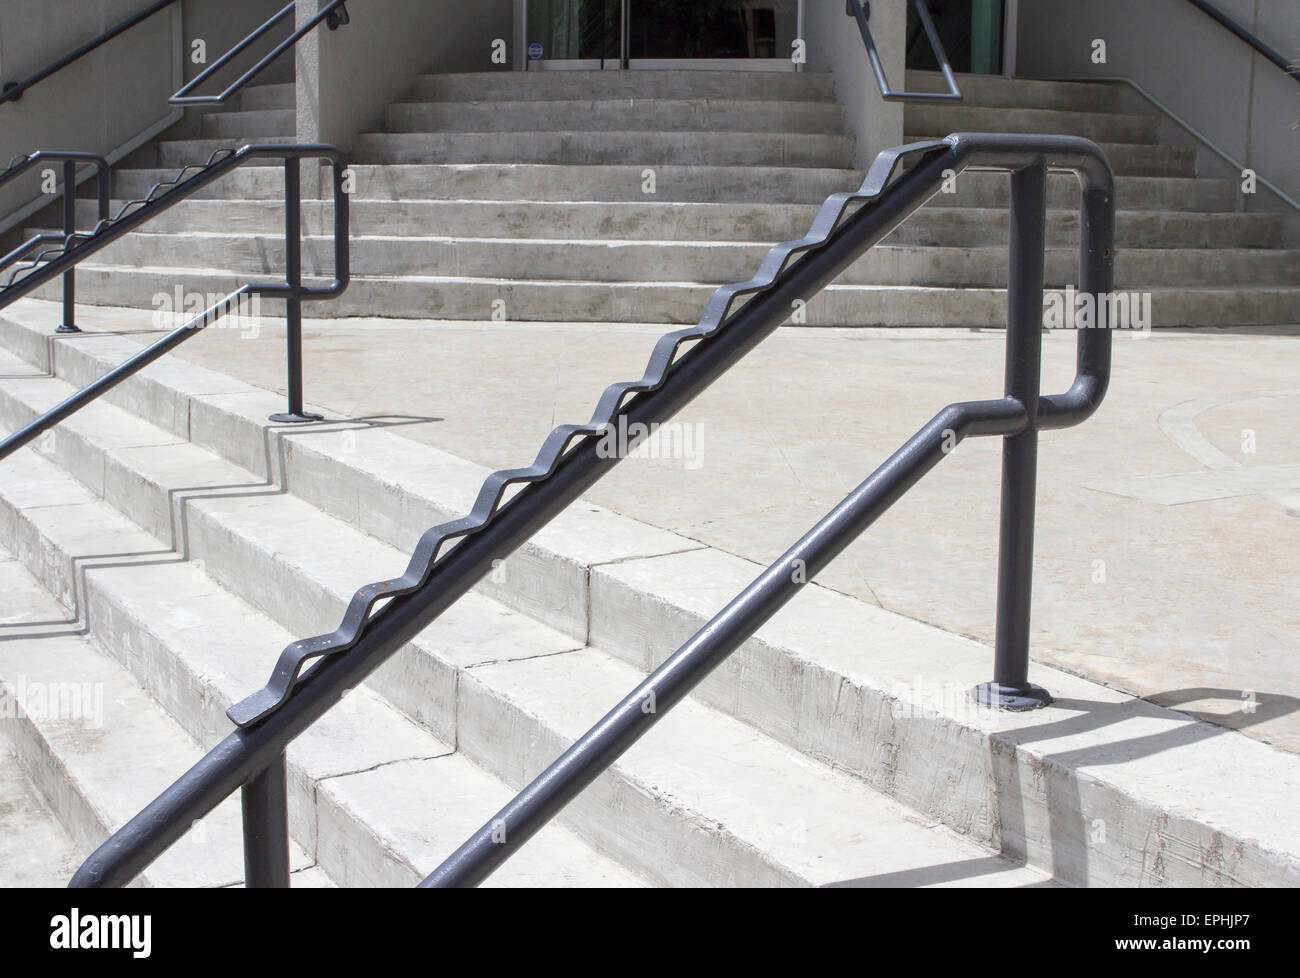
[0,0,289,230]
[1015,0,1300,237]
[296,0,514,158]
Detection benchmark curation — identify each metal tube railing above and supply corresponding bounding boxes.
[69,132,1114,889]
[0,144,350,462]
[848,0,962,102]
[1184,0,1300,83]
[169,0,351,106]
[0,152,110,333]
[424,139,1114,888]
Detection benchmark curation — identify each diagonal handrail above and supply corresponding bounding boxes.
[1183,0,1300,83]
[0,0,182,106]
[69,131,1115,889]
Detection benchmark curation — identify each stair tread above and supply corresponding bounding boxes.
[0,743,82,887]
[0,422,645,887]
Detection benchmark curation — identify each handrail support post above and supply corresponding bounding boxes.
[240,751,291,887]
[56,159,81,334]
[975,159,1051,711]
[270,155,322,424]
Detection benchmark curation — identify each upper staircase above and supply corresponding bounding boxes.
[28,70,1300,329]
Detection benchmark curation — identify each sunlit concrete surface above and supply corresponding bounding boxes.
[63,304,1298,755]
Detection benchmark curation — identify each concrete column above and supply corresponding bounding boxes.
[803,0,907,167]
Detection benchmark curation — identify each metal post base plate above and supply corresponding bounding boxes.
[268,411,324,424]
[971,681,1052,711]
[54,324,82,334]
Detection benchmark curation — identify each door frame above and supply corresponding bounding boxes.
[519,0,806,72]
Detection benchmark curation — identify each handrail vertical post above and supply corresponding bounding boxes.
[975,159,1051,711]
[270,155,323,424]
[240,752,290,887]
[56,160,80,333]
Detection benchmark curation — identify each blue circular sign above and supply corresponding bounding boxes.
[528,42,543,60]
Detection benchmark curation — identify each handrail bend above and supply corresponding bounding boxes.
[69,131,1115,889]
[848,0,963,102]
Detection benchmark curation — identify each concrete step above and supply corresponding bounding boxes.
[154,136,299,169]
[0,401,645,888]
[409,69,836,103]
[354,130,855,168]
[907,104,1160,144]
[54,229,1300,288]
[4,303,1299,887]
[236,82,296,111]
[0,363,1053,886]
[32,264,1300,326]
[0,743,82,887]
[907,137,1196,177]
[0,549,318,887]
[384,97,845,135]
[903,70,1123,113]
[200,108,297,139]
[72,198,1283,249]
[104,163,1237,212]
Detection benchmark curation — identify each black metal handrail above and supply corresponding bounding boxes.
[68,131,1114,889]
[0,152,110,333]
[1184,0,1300,83]
[0,143,350,463]
[848,0,962,102]
[0,0,182,106]
[169,0,350,106]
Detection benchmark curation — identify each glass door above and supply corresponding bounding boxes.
[526,1,803,71]
[527,0,623,70]
[628,0,800,69]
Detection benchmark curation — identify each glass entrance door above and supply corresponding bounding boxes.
[526,1,802,71]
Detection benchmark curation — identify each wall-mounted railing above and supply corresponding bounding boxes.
[0,152,110,333]
[0,143,350,463]
[1183,0,1300,84]
[68,131,1114,888]
[0,0,183,106]
[847,0,962,102]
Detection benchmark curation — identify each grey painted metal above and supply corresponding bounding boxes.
[68,132,1114,889]
[0,0,182,106]
[0,152,110,333]
[0,144,350,461]
[241,753,291,888]
[422,137,1114,889]
[976,160,1050,711]
[169,0,352,106]
[847,0,962,102]
[1183,0,1300,83]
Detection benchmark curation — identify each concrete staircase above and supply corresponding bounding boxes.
[4,69,1300,888]
[26,71,1300,328]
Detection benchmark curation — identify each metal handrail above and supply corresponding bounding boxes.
[0,143,351,462]
[0,152,110,332]
[69,132,1114,889]
[848,0,962,102]
[1184,0,1300,83]
[0,0,182,106]
[169,0,350,106]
